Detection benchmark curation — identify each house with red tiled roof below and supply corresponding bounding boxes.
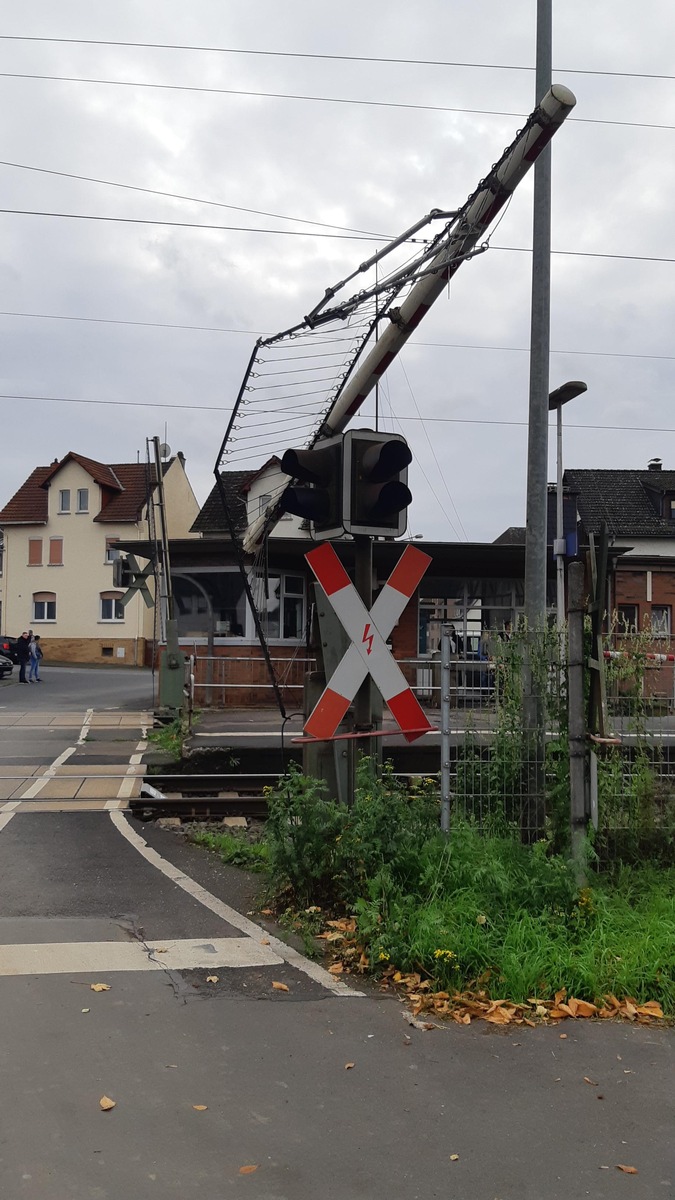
[0,451,198,665]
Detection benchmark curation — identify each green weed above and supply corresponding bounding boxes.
[188,828,269,872]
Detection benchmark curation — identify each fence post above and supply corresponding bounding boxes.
[568,560,588,885]
[440,624,452,834]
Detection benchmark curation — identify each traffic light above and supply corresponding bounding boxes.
[279,433,344,538]
[343,430,412,537]
[112,555,134,589]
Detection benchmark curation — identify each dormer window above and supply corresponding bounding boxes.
[668,497,675,521]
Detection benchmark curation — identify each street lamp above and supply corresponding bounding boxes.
[548,380,587,630]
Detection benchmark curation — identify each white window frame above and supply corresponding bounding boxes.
[58,489,71,514]
[651,605,671,638]
[100,593,125,622]
[33,593,57,622]
[76,487,89,513]
[105,537,121,564]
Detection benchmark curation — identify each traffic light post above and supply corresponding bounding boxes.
[280,429,412,790]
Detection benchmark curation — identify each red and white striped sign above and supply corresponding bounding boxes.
[304,542,434,743]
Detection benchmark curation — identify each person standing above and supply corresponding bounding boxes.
[16,631,31,683]
[28,635,43,682]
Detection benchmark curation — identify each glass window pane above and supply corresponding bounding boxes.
[283,596,304,639]
[284,575,304,596]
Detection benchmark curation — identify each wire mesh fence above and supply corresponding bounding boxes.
[183,631,675,864]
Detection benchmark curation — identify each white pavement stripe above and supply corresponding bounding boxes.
[77,707,94,745]
[0,937,284,977]
[0,811,16,831]
[21,746,77,799]
[110,812,364,998]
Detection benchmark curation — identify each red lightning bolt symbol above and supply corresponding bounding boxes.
[362,623,374,655]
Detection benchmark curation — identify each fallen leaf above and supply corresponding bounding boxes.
[260,938,270,945]
[617,1165,638,1174]
[559,1033,567,1039]
[272,981,289,992]
[81,1008,90,1014]
[571,998,598,1019]
[239,1165,258,1175]
[584,1077,599,1086]
[90,983,111,993]
[99,1096,116,1111]
[449,1154,460,1162]
[260,908,273,916]
[328,963,344,975]
[344,1062,355,1069]
[154,948,168,954]
[192,1105,208,1112]
[634,1000,664,1019]
[206,975,219,983]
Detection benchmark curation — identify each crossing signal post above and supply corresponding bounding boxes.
[279,430,415,791]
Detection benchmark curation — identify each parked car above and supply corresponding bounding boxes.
[0,636,19,663]
[0,652,13,678]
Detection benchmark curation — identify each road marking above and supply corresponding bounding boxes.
[21,746,77,799]
[110,812,364,998]
[77,707,94,745]
[0,936,284,977]
[0,811,16,831]
[1,800,21,813]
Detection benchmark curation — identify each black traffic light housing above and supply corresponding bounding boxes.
[343,430,412,537]
[278,433,344,539]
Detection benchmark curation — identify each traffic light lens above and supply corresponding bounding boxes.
[361,440,412,483]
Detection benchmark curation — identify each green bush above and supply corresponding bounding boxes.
[265,763,675,1010]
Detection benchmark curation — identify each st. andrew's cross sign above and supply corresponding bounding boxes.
[304,542,434,743]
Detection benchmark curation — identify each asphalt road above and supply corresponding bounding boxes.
[0,664,155,712]
[0,673,673,1198]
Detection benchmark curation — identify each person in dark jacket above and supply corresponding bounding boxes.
[16,631,31,683]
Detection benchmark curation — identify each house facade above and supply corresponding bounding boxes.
[0,451,199,665]
[565,460,675,637]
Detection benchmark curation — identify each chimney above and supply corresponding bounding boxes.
[177,451,185,466]
[648,458,662,472]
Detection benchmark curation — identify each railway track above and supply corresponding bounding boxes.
[130,772,275,821]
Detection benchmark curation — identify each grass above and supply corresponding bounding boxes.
[262,764,675,1013]
[188,828,269,872]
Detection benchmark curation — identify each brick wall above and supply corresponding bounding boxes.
[39,637,147,667]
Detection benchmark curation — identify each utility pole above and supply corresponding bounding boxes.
[524,0,553,634]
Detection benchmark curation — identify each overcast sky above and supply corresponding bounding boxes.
[2,1,675,542]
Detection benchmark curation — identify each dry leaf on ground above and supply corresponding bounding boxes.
[272,981,289,992]
[192,1105,208,1112]
[99,1096,116,1111]
[239,1165,258,1175]
[328,963,344,975]
[81,1008,90,1014]
[344,1062,355,1069]
[260,938,270,945]
[617,1164,638,1174]
[449,1154,460,1162]
[583,1077,599,1086]
[90,983,111,993]
[206,975,219,983]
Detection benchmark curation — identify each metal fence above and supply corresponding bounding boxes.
[188,652,315,708]
[183,635,675,863]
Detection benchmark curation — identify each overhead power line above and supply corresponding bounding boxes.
[1,71,675,133]
[2,311,675,365]
[2,391,675,438]
[0,159,383,238]
[2,208,675,266]
[1,35,673,83]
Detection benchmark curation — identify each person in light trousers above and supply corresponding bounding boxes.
[28,635,43,682]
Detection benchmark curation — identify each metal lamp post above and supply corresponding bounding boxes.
[548,380,587,629]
